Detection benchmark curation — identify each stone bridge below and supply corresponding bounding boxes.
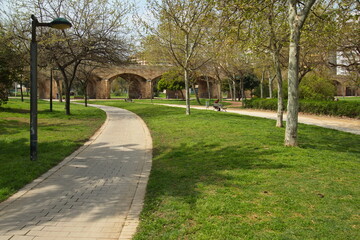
[40,64,222,99]
[89,64,169,99]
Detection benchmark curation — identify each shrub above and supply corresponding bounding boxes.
[299,75,335,100]
[244,98,359,118]
[244,98,279,110]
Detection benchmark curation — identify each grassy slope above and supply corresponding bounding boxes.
[0,99,106,202]
[90,100,359,240]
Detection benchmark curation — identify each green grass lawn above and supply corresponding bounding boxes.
[338,96,360,102]
[89,100,359,240]
[0,99,106,202]
[131,98,231,106]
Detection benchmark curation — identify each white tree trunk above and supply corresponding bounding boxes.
[285,36,300,146]
[273,51,284,128]
[233,79,236,101]
[260,69,265,98]
[184,68,191,115]
[228,80,232,99]
[206,76,211,99]
[268,71,274,99]
[285,0,316,146]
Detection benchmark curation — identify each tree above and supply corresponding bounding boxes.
[146,0,217,115]
[249,0,289,127]
[329,1,360,95]
[285,0,317,146]
[157,68,185,99]
[74,61,100,107]
[299,74,335,100]
[7,0,132,115]
[0,25,24,106]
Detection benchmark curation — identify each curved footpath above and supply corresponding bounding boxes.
[0,104,152,240]
[158,103,360,135]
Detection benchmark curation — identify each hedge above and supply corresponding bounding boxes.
[244,98,360,119]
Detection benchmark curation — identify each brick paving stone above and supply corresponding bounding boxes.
[0,237,12,240]
[0,105,152,240]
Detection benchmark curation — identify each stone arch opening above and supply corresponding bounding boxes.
[196,76,219,99]
[151,75,163,97]
[109,73,147,99]
[332,80,342,96]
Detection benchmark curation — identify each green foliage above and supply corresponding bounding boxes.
[0,29,24,106]
[253,83,270,98]
[299,75,336,100]
[89,100,360,240]
[244,98,279,110]
[242,73,260,90]
[244,98,360,118]
[157,69,185,91]
[299,100,360,118]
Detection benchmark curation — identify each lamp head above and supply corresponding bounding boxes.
[49,18,72,30]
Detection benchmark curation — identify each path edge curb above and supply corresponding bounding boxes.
[118,111,153,240]
[0,107,110,211]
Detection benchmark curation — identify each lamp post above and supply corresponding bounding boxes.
[30,15,72,161]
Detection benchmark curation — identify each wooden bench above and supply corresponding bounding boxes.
[213,103,227,112]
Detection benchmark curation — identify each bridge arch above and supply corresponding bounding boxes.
[91,65,169,99]
[196,75,220,99]
[109,73,148,99]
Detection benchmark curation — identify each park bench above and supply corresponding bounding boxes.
[213,103,227,112]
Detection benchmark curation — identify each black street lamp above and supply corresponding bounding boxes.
[30,15,72,161]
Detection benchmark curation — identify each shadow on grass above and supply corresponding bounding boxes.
[0,119,27,135]
[0,107,30,114]
[0,138,149,233]
[298,124,360,154]
[145,142,290,210]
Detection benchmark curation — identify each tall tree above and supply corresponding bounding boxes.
[0,25,25,106]
[285,0,317,146]
[6,0,132,115]
[249,0,289,127]
[329,0,360,94]
[146,0,217,115]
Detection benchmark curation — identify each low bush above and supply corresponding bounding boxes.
[244,98,279,110]
[299,75,336,100]
[244,98,360,118]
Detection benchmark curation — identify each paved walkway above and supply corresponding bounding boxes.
[0,104,152,240]
[159,104,360,135]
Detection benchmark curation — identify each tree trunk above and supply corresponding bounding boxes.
[20,82,24,102]
[232,79,236,101]
[192,81,201,105]
[65,87,71,115]
[269,72,274,98]
[55,79,62,103]
[206,76,211,100]
[184,68,191,115]
[285,0,316,146]
[273,50,284,127]
[260,69,265,98]
[285,25,301,146]
[240,76,245,101]
[228,80,233,100]
[84,85,88,107]
[214,67,223,101]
